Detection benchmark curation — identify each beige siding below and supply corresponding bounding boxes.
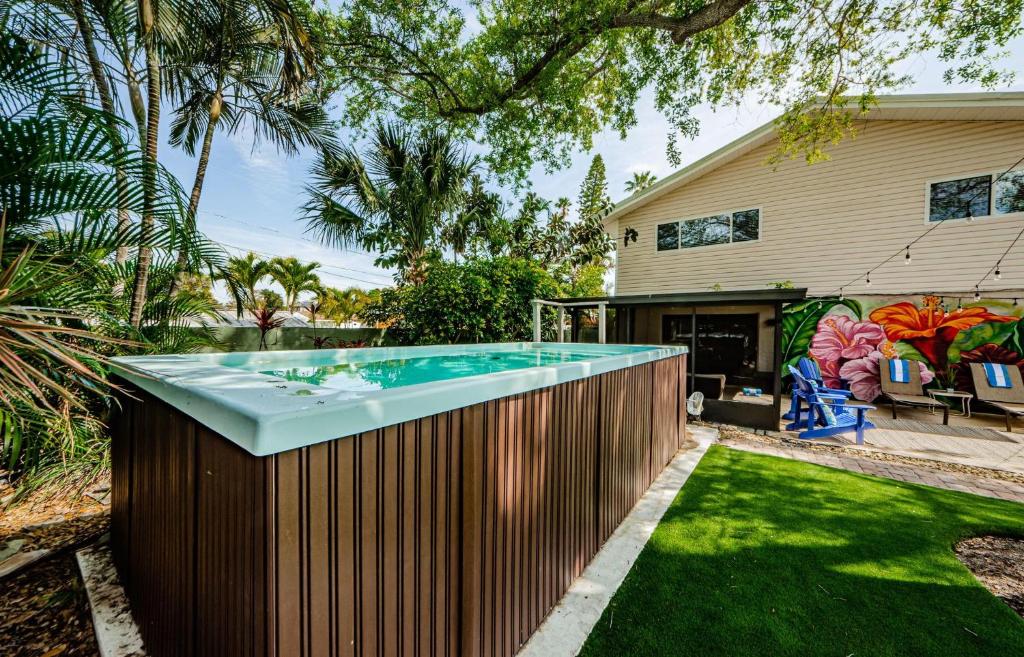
[614,120,1024,296]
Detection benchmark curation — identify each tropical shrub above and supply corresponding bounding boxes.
[363,257,559,345]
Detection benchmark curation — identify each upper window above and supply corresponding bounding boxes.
[656,222,679,251]
[928,171,1024,221]
[656,208,760,251]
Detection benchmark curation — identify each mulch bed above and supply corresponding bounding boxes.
[0,550,101,656]
[0,482,111,657]
[955,536,1024,619]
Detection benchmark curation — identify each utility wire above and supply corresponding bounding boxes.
[823,152,1024,298]
[197,209,391,279]
[214,239,394,287]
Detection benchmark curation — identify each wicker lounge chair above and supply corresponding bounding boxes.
[878,357,948,424]
[969,363,1024,432]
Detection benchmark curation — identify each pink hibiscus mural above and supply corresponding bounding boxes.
[808,314,933,401]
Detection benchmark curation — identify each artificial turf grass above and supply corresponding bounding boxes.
[579,445,1024,657]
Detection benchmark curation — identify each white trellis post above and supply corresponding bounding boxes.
[532,300,542,342]
[598,302,607,344]
[556,306,565,342]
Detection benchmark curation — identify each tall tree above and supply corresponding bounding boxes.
[165,0,330,293]
[625,170,657,194]
[304,122,475,284]
[269,256,321,313]
[127,0,164,328]
[571,155,614,267]
[309,0,1023,180]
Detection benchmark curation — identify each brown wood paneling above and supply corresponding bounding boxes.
[124,392,195,654]
[112,355,686,657]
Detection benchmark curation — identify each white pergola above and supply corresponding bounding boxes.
[531,299,608,343]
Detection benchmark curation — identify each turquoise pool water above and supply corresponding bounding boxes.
[240,345,653,393]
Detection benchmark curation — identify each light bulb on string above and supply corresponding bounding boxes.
[974,287,981,302]
[904,247,911,265]
[838,288,844,301]
[966,210,974,223]
[957,298,963,312]
[865,272,871,288]
[995,265,1002,281]
[1014,299,1019,308]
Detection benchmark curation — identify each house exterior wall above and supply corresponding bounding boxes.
[782,294,1024,404]
[613,120,1024,297]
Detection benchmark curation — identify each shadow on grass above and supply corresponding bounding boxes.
[580,446,1024,657]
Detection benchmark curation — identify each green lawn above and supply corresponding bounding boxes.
[580,446,1024,657]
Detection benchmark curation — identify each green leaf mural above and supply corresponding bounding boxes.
[781,298,862,371]
[1009,320,1024,358]
[893,341,929,363]
[947,320,1020,364]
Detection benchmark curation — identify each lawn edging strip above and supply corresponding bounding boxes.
[76,539,147,657]
[516,426,716,657]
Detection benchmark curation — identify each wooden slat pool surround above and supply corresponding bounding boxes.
[111,353,686,657]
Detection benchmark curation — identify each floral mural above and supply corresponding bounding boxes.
[782,295,1024,401]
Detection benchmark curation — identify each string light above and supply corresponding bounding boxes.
[838,288,844,301]
[957,298,963,312]
[865,272,871,288]
[974,287,981,302]
[1014,298,1019,307]
[994,264,1002,281]
[828,152,1024,299]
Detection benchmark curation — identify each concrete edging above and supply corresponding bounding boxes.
[76,541,147,657]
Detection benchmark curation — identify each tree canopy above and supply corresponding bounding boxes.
[309,0,1023,181]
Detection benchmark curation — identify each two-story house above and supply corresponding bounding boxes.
[540,92,1024,428]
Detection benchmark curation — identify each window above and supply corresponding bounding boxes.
[732,209,760,242]
[995,171,1024,215]
[656,222,679,251]
[681,214,731,248]
[928,170,1024,221]
[657,208,760,251]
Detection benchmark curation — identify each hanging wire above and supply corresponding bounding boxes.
[822,152,1024,297]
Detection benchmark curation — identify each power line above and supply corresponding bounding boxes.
[215,239,394,287]
[196,209,389,276]
[824,152,1024,299]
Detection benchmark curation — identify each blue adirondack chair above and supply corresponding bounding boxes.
[782,357,853,421]
[785,366,875,445]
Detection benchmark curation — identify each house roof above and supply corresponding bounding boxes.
[546,288,808,307]
[604,91,1024,228]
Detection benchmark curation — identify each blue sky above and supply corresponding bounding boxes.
[156,35,1024,298]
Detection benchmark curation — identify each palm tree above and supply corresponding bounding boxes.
[269,256,320,313]
[441,174,502,262]
[320,286,369,324]
[165,0,331,292]
[220,252,270,311]
[624,170,657,194]
[304,122,475,284]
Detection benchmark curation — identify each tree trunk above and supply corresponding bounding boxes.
[168,91,222,297]
[128,0,161,329]
[68,0,133,285]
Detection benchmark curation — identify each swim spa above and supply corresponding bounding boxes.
[109,342,688,657]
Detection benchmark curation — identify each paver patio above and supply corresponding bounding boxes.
[721,434,1024,503]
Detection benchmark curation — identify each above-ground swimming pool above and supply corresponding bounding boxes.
[110,342,688,657]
